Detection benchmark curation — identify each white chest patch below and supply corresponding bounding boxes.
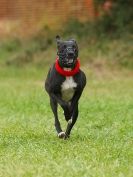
[61,77,77,102]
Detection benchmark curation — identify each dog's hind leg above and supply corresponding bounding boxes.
[64,103,78,139]
[50,98,65,138]
[61,104,71,121]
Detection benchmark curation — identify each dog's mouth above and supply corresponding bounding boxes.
[65,50,76,65]
[63,58,76,68]
[67,59,74,64]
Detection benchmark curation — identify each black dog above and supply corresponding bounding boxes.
[45,35,86,139]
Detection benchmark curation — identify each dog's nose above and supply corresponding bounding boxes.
[68,52,74,58]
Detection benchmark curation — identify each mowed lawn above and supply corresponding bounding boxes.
[0,67,133,177]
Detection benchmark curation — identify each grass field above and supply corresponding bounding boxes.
[0,66,133,177]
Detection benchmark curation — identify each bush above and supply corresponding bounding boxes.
[94,0,133,35]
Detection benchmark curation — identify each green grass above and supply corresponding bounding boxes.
[0,67,133,177]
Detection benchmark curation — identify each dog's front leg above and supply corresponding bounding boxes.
[50,97,65,138]
[60,103,71,121]
[64,103,78,139]
[64,91,82,139]
[51,94,71,121]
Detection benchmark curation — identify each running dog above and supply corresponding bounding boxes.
[45,35,86,139]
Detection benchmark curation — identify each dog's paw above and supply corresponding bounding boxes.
[58,132,65,139]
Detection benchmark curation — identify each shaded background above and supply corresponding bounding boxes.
[0,0,95,36]
[0,0,133,70]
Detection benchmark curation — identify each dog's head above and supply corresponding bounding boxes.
[56,35,78,68]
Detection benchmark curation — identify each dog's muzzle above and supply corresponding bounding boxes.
[58,46,78,68]
[64,48,76,66]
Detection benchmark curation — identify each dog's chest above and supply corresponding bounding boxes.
[61,76,77,102]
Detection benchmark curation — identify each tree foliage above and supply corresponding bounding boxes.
[94,0,133,34]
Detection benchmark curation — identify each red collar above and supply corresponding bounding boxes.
[55,58,80,76]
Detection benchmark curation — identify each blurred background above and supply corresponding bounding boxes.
[0,0,133,71]
[0,2,133,176]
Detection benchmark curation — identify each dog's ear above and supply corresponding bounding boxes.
[56,35,61,51]
[70,38,78,47]
[56,35,61,45]
[56,35,60,41]
[70,38,76,43]
[56,35,61,55]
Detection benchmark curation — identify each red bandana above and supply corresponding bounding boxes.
[55,58,80,76]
